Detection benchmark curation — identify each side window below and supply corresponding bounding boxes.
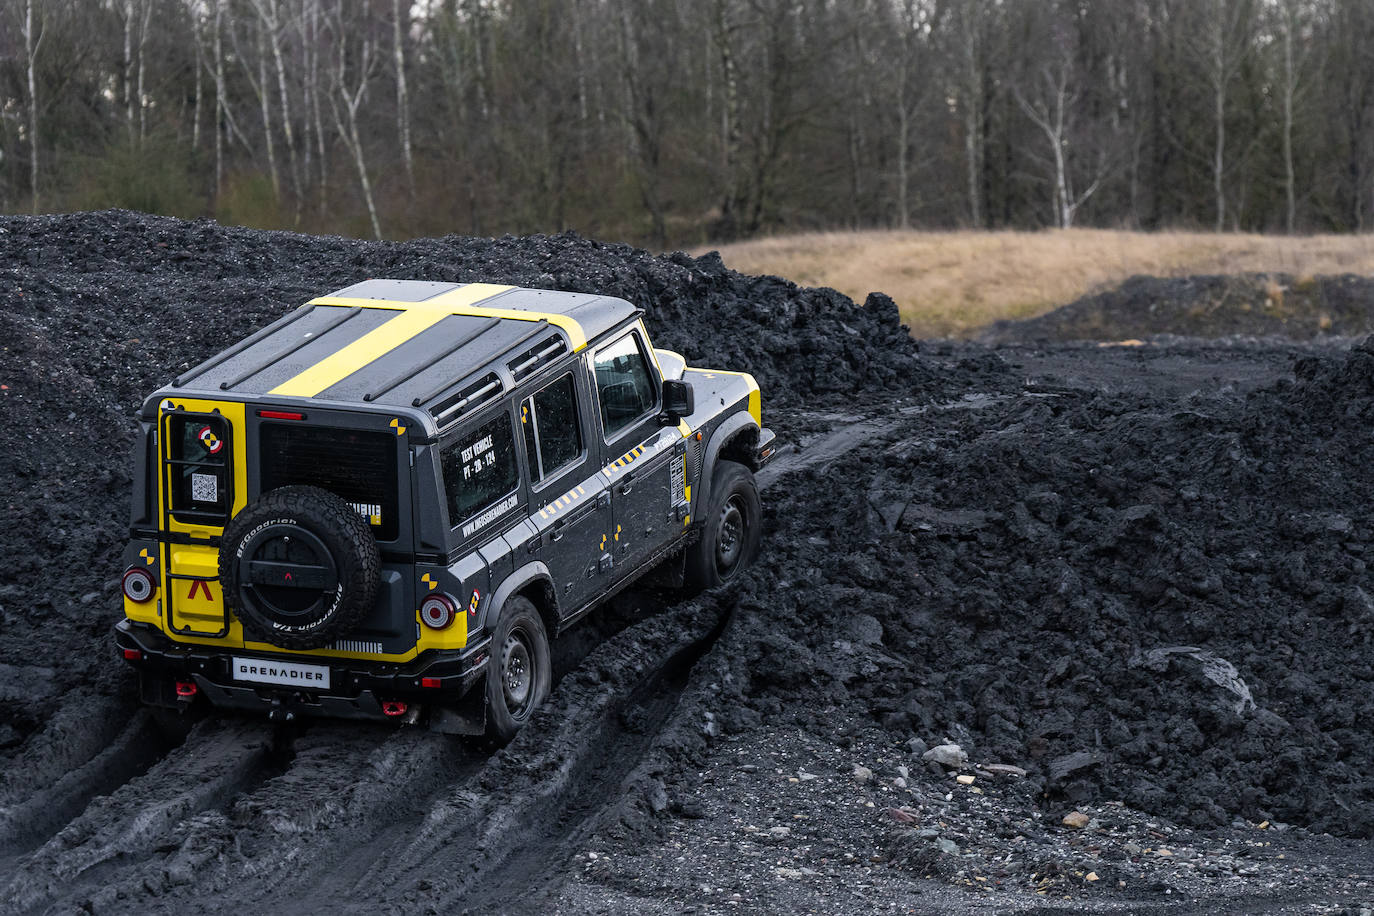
[521,374,583,483]
[440,412,519,528]
[169,415,230,519]
[593,333,657,439]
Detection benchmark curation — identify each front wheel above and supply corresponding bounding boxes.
[684,460,762,594]
[485,596,552,743]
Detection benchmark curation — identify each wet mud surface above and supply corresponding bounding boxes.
[0,212,1371,913]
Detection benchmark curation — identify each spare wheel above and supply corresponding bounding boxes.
[219,485,380,650]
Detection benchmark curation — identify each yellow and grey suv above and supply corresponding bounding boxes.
[115,279,773,740]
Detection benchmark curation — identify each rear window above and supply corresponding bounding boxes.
[441,412,520,532]
[259,424,399,540]
[169,414,231,521]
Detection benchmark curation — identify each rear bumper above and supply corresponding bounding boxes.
[115,619,490,725]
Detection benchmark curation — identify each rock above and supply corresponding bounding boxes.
[1048,751,1100,783]
[893,777,907,789]
[982,764,1028,778]
[1062,811,1091,829]
[906,737,929,758]
[896,765,910,779]
[1085,871,1099,882]
[797,771,818,782]
[935,838,960,856]
[922,743,967,769]
[885,807,919,824]
[769,826,791,838]
[955,774,975,785]
[852,765,873,782]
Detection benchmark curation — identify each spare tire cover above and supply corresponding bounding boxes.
[219,485,380,651]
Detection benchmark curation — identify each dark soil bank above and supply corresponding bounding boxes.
[979,272,1374,343]
[0,211,1372,912]
[697,344,1374,839]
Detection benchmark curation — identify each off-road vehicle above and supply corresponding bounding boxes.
[115,279,773,740]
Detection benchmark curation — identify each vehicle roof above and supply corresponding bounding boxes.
[166,279,640,429]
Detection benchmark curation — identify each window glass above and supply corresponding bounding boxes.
[260,424,399,540]
[441,412,519,527]
[169,415,229,518]
[528,375,581,479]
[593,334,656,438]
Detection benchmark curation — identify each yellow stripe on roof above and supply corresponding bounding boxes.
[307,283,588,352]
[271,284,513,397]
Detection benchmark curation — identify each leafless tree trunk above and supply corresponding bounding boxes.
[391,0,414,192]
[22,0,44,212]
[1016,51,1106,229]
[711,0,742,237]
[328,2,382,240]
[955,0,984,227]
[123,0,136,140]
[191,4,203,151]
[136,0,151,141]
[249,0,302,210]
[307,0,329,215]
[213,0,225,199]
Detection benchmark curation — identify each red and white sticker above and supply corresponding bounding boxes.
[198,425,224,455]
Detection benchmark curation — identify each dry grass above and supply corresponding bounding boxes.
[700,229,1374,338]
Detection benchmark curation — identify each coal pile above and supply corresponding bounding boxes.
[700,341,1374,837]
[979,273,1374,343]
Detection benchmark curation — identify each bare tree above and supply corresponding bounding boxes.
[326,0,382,239]
[894,0,938,229]
[21,0,44,212]
[391,0,414,192]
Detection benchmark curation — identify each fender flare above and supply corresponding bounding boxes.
[695,411,760,519]
[480,561,558,634]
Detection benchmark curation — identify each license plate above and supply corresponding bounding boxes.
[231,657,330,689]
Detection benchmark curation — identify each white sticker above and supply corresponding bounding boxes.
[191,472,218,503]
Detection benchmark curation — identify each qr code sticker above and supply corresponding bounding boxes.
[191,472,218,504]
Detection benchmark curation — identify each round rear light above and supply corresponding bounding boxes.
[420,594,456,630]
[122,567,156,603]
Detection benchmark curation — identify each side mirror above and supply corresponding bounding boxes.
[662,379,694,423]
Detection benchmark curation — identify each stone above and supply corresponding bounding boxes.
[1062,811,1091,829]
[922,744,967,769]
[852,765,873,782]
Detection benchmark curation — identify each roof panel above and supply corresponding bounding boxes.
[192,305,396,394]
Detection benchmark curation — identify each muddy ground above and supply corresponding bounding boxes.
[0,212,1371,914]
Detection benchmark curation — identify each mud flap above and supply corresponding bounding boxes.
[428,681,489,736]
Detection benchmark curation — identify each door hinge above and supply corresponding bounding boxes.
[598,553,614,573]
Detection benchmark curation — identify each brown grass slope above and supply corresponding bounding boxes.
[703,229,1374,338]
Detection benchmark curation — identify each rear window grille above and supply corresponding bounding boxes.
[430,372,503,426]
[259,424,399,541]
[507,335,568,384]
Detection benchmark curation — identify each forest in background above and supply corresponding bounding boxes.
[3,0,1374,248]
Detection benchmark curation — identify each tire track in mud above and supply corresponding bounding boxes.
[3,718,281,914]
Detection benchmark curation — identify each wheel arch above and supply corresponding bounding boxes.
[696,412,760,517]
[482,561,559,640]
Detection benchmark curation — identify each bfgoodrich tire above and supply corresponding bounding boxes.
[684,459,762,593]
[219,485,380,650]
[485,595,551,743]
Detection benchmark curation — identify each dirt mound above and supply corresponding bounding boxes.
[693,341,1374,837]
[978,273,1374,343]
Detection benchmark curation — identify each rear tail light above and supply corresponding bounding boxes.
[122,648,142,662]
[421,677,441,689]
[420,594,457,630]
[122,567,156,603]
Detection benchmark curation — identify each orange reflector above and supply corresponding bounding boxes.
[123,648,142,661]
[421,677,441,689]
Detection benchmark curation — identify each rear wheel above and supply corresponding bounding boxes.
[684,460,762,593]
[485,596,551,743]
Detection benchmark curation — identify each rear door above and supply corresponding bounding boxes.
[158,399,244,643]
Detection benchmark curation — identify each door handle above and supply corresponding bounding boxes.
[618,474,635,496]
[551,518,568,541]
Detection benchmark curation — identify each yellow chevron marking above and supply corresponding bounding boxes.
[599,534,607,550]
[614,524,622,542]
[273,284,514,396]
[576,485,585,496]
